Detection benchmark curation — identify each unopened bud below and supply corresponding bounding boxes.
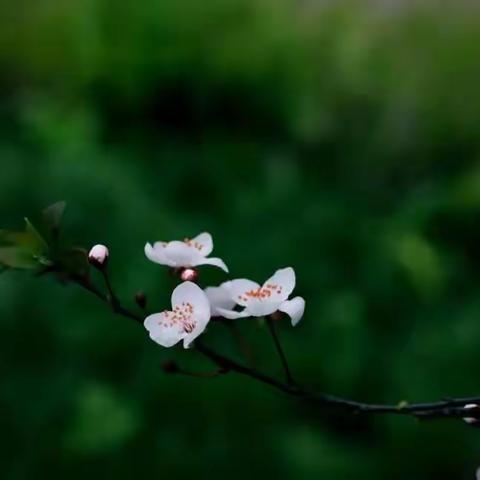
[180,268,198,282]
[135,291,147,310]
[162,361,179,374]
[463,403,480,425]
[88,244,109,268]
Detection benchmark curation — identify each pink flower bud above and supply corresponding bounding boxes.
[180,268,198,282]
[88,244,109,268]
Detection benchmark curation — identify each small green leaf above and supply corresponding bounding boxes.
[0,246,39,269]
[0,218,49,270]
[24,218,49,253]
[42,201,67,232]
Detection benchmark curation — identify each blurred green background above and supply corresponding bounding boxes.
[2,0,480,478]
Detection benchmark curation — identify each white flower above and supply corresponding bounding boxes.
[145,232,228,272]
[88,244,109,266]
[217,267,305,326]
[204,281,235,317]
[144,282,211,348]
[463,404,479,425]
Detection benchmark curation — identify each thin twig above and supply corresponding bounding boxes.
[266,316,294,384]
[65,272,480,422]
[216,318,255,366]
[195,342,480,419]
[72,274,142,324]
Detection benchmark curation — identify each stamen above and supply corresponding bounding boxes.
[159,303,197,333]
[183,238,204,251]
[244,285,283,301]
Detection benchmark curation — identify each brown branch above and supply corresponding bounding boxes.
[66,272,480,423]
[194,341,480,420]
[72,274,142,325]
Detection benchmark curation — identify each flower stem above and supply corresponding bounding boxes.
[266,316,294,385]
[101,269,121,313]
[216,318,255,366]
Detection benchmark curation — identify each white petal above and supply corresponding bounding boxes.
[191,232,213,256]
[144,282,212,348]
[216,307,251,319]
[227,279,261,307]
[144,312,185,347]
[194,256,229,272]
[183,320,209,348]
[170,282,211,348]
[164,241,201,267]
[172,281,211,318]
[204,282,236,316]
[244,298,279,317]
[279,296,305,326]
[262,267,296,302]
[145,242,170,265]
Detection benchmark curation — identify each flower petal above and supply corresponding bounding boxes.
[227,279,261,306]
[183,321,209,348]
[279,296,305,326]
[144,312,185,347]
[262,267,296,302]
[204,282,236,316]
[172,282,210,348]
[164,241,201,267]
[191,232,213,256]
[194,256,229,272]
[145,242,170,265]
[172,281,211,319]
[216,307,250,319]
[244,298,279,317]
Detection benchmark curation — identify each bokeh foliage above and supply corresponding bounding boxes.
[1,1,480,478]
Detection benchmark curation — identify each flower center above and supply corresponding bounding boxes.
[159,302,196,333]
[238,284,283,303]
[183,238,204,251]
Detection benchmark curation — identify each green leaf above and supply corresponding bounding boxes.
[24,218,49,253]
[42,201,67,232]
[0,247,39,269]
[0,218,49,270]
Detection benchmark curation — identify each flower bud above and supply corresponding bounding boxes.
[162,361,180,374]
[88,244,109,269]
[180,268,198,282]
[463,403,480,425]
[135,291,147,310]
